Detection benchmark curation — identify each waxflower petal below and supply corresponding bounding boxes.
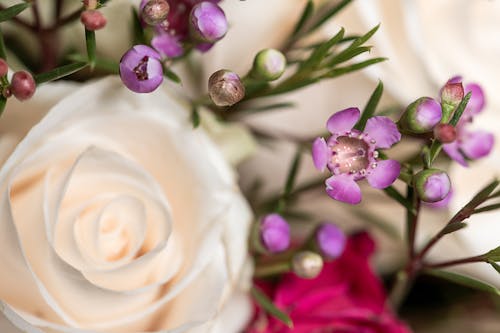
[464,83,485,116]
[364,116,401,149]
[443,141,468,166]
[119,45,164,93]
[325,175,362,205]
[316,223,346,259]
[312,137,329,172]
[190,2,228,43]
[260,214,290,253]
[366,159,401,189]
[326,107,360,134]
[151,33,184,58]
[460,130,494,159]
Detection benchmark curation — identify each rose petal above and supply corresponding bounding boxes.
[460,130,494,160]
[443,141,468,166]
[326,108,360,134]
[325,175,362,205]
[364,116,401,149]
[312,137,329,171]
[366,159,401,189]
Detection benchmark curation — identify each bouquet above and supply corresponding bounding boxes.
[0,1,498,332]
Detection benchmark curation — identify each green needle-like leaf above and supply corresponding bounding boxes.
[485,246,500,262]
[424,269,500,296]
[0,3,30,22]
[349,24,380,49]
[35,62,88,84]
[355,80,383,131]
[292,0,314,36]
[251,286,293,328]
[164,68,182,85]
[284,148,302,198]
[300,28,345,70]
[488,260,500,274]
[0,96,7,118]
[85,29,96,70]
[323,57,387,78]
[191,104,200,128]
[449,92,472,126]
[309,0,352,33]
[441,222,467,235]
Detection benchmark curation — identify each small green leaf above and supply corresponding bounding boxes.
[35,62,88,84]
[349,24,380,49]
[323,57,387,78]
[301,28,345,70]
[241,102,295,113]
[309,0,352,33]
[67,53,119,74]
[164,68,182,84]
[251,286,293,328]
[441,222,467,235]
[0,26,6,60]
[292,0,314,36]
[131,7,147,45]
[355,80,383,131]
[473,203,500,215]
[0,96,7,118]
[191,105,200,128]
[466,179,500,209]
[424,269,500,296]
[449,92,472,126]
[326,46,372,67]
[488,260,500,274]
[0,3,30,22]
[485,246,500,262]
[427,139,442,166]
[284,148,302,199]
[85,29,96,70]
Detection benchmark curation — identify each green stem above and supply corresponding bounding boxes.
[424,255,486,269]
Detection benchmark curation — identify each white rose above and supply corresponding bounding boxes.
[0,76,253,332]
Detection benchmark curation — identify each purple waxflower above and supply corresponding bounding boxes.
[260,214,290,253]
[189,2,227,42]
[414,169,451,203]
[440,78,493,166]
[399,97,442,133]
[315,223,346,259]
[312,108,402,204]
[119,45,164,93]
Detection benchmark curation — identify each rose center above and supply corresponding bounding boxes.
[133,56,150,81]
[331,136,369,174]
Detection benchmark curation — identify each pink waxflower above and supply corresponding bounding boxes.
[246,232,411,333]
[312,108,401,204]
[441,77,494,166]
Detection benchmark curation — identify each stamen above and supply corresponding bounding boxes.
[133,56,150,81]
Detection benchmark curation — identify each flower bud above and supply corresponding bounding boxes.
[0,58,8,77]
[10,70,35,101]
[251,48,286,81]
[441,80,464,122]
[259,214,290,253]
[190,2,227,43]
[208,69,245,106]
[315,223,346,259]
[83,0,98,10]
[399,97,442,133]
[414,169,451,203]
[80,10,107,31]
[433,123,456,143]
[141,0,170,26]
[119,45,164,93]
[292,251,324,279]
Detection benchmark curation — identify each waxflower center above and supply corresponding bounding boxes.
[331,136,370,174]
[133,56,150,81]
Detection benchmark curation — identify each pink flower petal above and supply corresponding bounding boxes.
[326,108,360,134]
[461,130,494,160]
[443,141,468,166]
[464,83,485,116]
[312,137,329,171]
[366,159,400,189]
[364,116,401,149]
[325,175,361,204]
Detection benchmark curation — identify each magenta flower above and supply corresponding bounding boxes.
[312,108,401,204]
[119,45,164,93]
[441,78,494,166]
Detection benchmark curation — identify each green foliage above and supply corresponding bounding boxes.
[424,269,500,296]
[251,286,293,328]
[0,3,30,22]
[34,62,88,84]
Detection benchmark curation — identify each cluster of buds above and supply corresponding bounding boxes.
[81,0,107,31]
[0,58,36,101]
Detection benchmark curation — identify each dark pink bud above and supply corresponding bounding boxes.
[80,10,107,31]
[0,58,8,77]
[441,81,464,107]
[433,123,456,143]
[11,71,36,101]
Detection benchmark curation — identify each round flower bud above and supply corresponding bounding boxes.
[141,0,170,26]
[433,123,457,143]
[190,2,227,43]
[292,251,324,279]
[208,69,245,107]
[80,10,107,31]
[315,222,346,259]
[251,48,286,81]
[259,214,290,253]
[441,81,464,108]
[10,70,35,101]
[119,45,164,93]
[0,58,8,77]
[414,169,451,203]
[399,97,442,133]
